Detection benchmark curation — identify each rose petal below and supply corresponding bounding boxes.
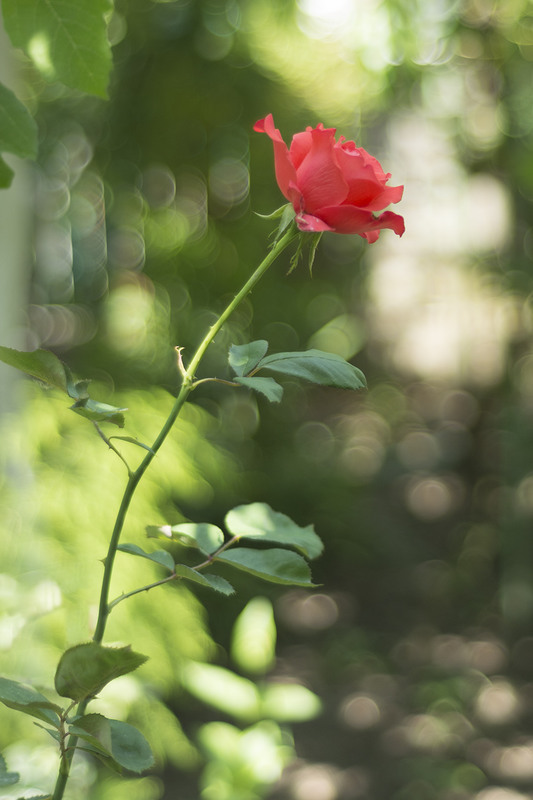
[295,212,334,232]
[335,146,404,210]
[317,205,405,238]
[296,125,348,214]
[254,114,298,201]
[289,129,313,170]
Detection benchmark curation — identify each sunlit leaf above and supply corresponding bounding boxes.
[149,522,224,555]
[71,714,154,773]
[54,643,148,702]
[225,503,323,559]
[231,597,276,675]
[216,548,316,586]
[2,0,113,98]
[174,564,235,595]
[235,376,283,403]
[118,543,174,573]
[0,678,62,727]
[260,683,322,721]
[228,340,269,377]
[0,81,38,160]
[182,662,261,721]
[257,349,366,390]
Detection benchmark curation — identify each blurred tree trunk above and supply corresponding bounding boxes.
[0,19,32,417]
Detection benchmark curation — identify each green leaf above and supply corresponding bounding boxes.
[255,203,290,221]
[54,643,148,702]
[0,752,19,786]
[216,548,316,587]
[0,346,69,392]
[174,564,235,595]
[0,346,127,425]
[0,678,62,727]
[260,683,322,722]
[69,713,112,756]
[0,81,38,159]
[257,349,366,390]
[2,0,113,98]
[148,522,224,555]
[182,662,261,721]
[0,155,14,188]
[71,714,154,774]
[225,503,323,559]
[70,397,126,427]
[231,597,276,675]
[307,232,323,275]
[228,340,269,377]
[17,796,51,800]
[34,723,61,743]
[118,543,174,573]
[235,376,283,403]
[276,204,296,239]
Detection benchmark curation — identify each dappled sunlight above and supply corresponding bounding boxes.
[368,113,515,386]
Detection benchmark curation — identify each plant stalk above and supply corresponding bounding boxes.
[50,224,297,800]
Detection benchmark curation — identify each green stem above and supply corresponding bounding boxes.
[50,224,297,800]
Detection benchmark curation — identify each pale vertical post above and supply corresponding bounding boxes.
[0,19,33,416]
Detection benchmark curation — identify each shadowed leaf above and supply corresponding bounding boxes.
[229,340,269,377]
[235,376,283,403]
[174,564,235,595]
[257,349,366,390]
[71,714,154,773]
[216,548,316,586]
[0,677,62,727]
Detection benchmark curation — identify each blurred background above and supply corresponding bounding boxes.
[2,0,533,798]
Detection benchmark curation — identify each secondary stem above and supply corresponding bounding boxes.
[51,224,297,800]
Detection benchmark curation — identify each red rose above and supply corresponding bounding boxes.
[254,114,405,243]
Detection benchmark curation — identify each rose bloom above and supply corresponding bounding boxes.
[254,114,404,242]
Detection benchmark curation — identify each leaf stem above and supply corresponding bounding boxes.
[50,223,297,800]
[108,534,241,610]
[92,421,133,477]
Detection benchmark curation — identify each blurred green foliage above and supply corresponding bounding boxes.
[3,0,533,798]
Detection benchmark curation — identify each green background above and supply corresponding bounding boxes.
[2,0,533,798]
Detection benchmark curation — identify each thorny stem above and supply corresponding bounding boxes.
[51,225,297,800]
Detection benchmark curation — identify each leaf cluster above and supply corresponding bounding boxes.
[228,340,366,403]
[123,501,324,596]
[0,643,154,778]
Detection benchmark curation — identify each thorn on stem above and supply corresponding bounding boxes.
[175,346,187,378]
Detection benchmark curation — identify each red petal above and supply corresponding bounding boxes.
[289,130,313,170]
[335,146,403,210]
[296,126,348,214]
[317,205,405,238]
[295,212,334,232]
[254,114,298,201]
